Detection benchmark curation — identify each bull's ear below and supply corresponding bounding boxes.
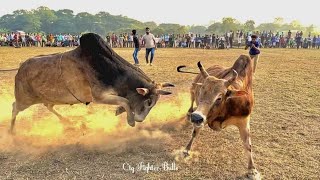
[226,90,248,97]
[192,82,203,86]
[225,69,238,87]
[136,88,149,96]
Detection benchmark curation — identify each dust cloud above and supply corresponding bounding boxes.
[0,92,192,155]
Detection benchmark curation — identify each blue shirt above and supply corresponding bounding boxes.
[247,41,260,55]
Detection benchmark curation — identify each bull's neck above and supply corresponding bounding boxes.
[114,71,153,98]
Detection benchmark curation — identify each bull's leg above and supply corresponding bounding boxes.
[45,104,63,118]
[183,127,201,157]
[187,91,195,118]
[9,102,30,134]
[9,102,19,134]
[44,104,74,126]
[238,122,260,179]
[94,94,135,127]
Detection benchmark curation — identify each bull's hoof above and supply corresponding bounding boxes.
[8,129,16,136]
[183,150,190,158]
[246,168,261,180]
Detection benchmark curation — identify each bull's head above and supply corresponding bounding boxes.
[116,82,174,123]
[190,62,247,128]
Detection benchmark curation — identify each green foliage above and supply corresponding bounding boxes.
[207,22,223,34]
[0,7,318,35]
[143,21,157,30]
[189,25,207,35]
[0,28,10,33]
[244,20,255,32]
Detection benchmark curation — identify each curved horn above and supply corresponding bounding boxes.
[225,69,238,87]
[161,82,175,87]
[156,90,172,95]
[177,65,198,74]
[197,61,209,78]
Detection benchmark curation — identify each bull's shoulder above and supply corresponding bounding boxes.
[225,94,253,117]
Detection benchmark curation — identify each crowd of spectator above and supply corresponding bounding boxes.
[105,30,320,50]
[1,30,320,49]
[0,32,80,47]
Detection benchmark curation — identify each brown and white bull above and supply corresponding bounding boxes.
[178,55,260,179]
[10,33,174,133]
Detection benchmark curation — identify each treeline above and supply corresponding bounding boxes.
[0,6,317,35]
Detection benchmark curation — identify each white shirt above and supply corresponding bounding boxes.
[142,33,156,48]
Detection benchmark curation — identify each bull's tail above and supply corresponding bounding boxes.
[0,68,19,72]
[0,61,23,72]
[177,65,199,75]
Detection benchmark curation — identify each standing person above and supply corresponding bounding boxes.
[111,33,116,48]
[142,27,157,66]
[316,35,320,49]
[229,30,234,48]
[212,34,216,48]
[237,32,242,48]
[296,32,302,49]
[128,33,133,48]
[132,30,141,66]
[245,35,260,74]
[307,34,312,48]
[312,35,316,48]
[106,33,111,46]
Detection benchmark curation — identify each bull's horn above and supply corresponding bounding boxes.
[225,69,238,87]
[161,82,175,87]
[156,90,172,95]
[197,61,209,78]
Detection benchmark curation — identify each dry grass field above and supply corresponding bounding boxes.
[0,47,319,180]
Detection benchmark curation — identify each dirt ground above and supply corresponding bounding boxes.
[0,47,319,180]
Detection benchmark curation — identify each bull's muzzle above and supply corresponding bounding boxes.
[190,113,204,124]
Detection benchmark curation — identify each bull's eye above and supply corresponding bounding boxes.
[144,99,153,108]
[226,90,232,97]
[215,96,223,105]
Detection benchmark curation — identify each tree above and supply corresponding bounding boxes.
[273,17,284,25]
[189,25,207,34]
[152,27,165,35]
[256,23,278,32]
[143,21,157,30]
[158,23,185,34]
[222,17,239,32]
[53,9,75,34]
[244,20,255,31]
[34,6,57,33]
[306,24,315,34]
[289,20,303,31]
[207,22,223,34]
[74,12,96,33]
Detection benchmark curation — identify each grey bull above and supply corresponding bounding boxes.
[10,33,174,133]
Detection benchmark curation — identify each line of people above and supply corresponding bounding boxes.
[1,30,320,50]
[0,32,80,47]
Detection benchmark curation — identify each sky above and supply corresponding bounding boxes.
[0,0,319,27]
